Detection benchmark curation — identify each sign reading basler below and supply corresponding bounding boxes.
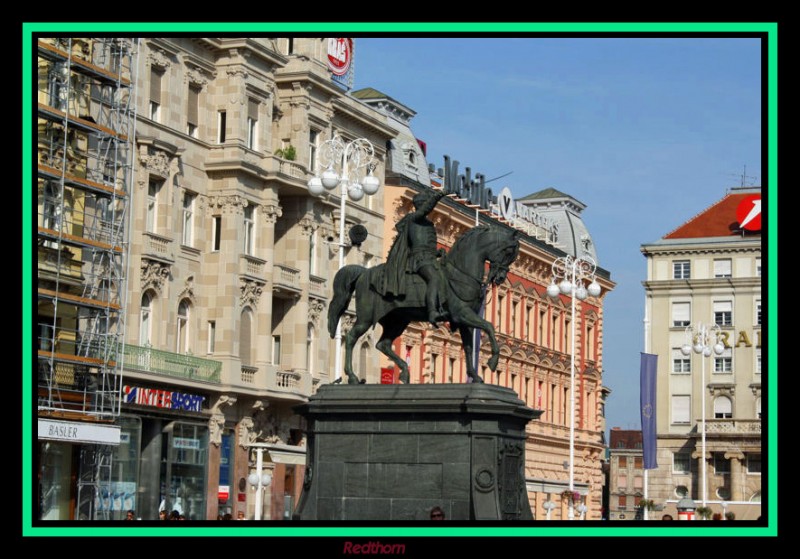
[123,385,205,412]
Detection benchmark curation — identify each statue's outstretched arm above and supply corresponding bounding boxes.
[414,189,445,217]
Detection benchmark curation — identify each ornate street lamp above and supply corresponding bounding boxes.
[681,322,724,509]
[247,447,273,520]
[547,255,601,520]
[308,133,380,382]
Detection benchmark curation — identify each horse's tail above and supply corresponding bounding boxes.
[328,265,365,339]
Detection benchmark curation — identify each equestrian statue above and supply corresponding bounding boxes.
[328,188,521,384]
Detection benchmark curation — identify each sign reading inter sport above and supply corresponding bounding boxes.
[327,38,353,76]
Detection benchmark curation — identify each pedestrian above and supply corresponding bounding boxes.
[125,510,135,521]
[169,509,180,521]
[661,514,674,521]
[430,506,445,520]
[159,510,167,521]
[237,511,246,520]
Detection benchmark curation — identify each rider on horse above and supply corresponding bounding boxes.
[373,188,447,327]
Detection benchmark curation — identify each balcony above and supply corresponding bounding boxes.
[273,263,302,299]
[266,368,312,399]
[142,231,174,262]
[240,254,267,280]
[309,274,327,299]
[122,344,221,384]
[703,419,762,434]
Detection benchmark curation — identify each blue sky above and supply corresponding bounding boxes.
[351,37,763,433]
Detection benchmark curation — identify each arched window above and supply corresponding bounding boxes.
[714,396,733,419]
[140,291,154,345]
[176,299,191,353]
[240,308,253,366]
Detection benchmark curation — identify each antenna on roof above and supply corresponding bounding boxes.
[729,165,758,187]
[484,171,513,184]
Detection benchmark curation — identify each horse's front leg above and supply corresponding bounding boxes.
[457,325,482,383]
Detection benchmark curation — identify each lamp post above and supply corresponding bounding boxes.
[681,322,724,509]
[547,255,601,520]
[308,133,380,382]
[247,447,273,521]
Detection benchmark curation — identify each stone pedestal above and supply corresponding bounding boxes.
[293,383,541,521]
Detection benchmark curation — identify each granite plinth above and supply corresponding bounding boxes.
[293,383,541,521]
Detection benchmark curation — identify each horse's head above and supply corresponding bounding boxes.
[487,229,521,285]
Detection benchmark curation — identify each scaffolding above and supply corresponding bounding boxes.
[36,38,138,519]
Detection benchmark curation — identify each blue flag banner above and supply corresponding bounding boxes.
[469,285,488,384]
[640,352,658,469]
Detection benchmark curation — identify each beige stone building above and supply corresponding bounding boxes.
[36,37,396,520]
[641,186,762,520]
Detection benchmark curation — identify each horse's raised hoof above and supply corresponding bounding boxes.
[488,355,499,370]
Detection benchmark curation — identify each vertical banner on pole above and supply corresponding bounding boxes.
[640,352,659,469]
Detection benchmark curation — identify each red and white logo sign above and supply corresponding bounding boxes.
[736,194,762,231]
[327,38,353,76]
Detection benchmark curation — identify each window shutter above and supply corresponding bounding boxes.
[248,99,259,121]
[672,395,690,423]
[672,302,690,324]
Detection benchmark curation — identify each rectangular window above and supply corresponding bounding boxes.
[673,260,690,279]
[713,453,731,474]
[756,301,761,325]
[208,321,216,353]
[756,351,761,374]
[714,300,733,326]
[618,456,627,468]
[617,475,628,489]
[672,348,691,373]
[633,476,643,489]
[756,258,761,277]
[714,258,732,278]
[671,395,691,424]
[182,192,195,246]
[747,453,761,474]
[672,302,690,327]
[149,68,162,121]
[187,85,200,137]
[309,129,319,173]
[714,348,733,373]
[673,452,691,474]
[247,99,258,150]
[634,457,642,469]
[618,495,627,510]
[272,335,281,366]
[212,216,221,251]
[217,110,226,143]
[243,205,254,255]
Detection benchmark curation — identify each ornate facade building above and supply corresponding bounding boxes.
[36,37,395,520]
[641,186,762,520]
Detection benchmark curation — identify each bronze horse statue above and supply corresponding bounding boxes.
[328,225,521,384]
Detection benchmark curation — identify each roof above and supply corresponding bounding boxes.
[351,87,389,100]
[519,187,572,201]
[664,188,762,239]
[609,429,642,450]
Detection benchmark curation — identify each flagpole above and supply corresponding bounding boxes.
[643,303,651,520]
